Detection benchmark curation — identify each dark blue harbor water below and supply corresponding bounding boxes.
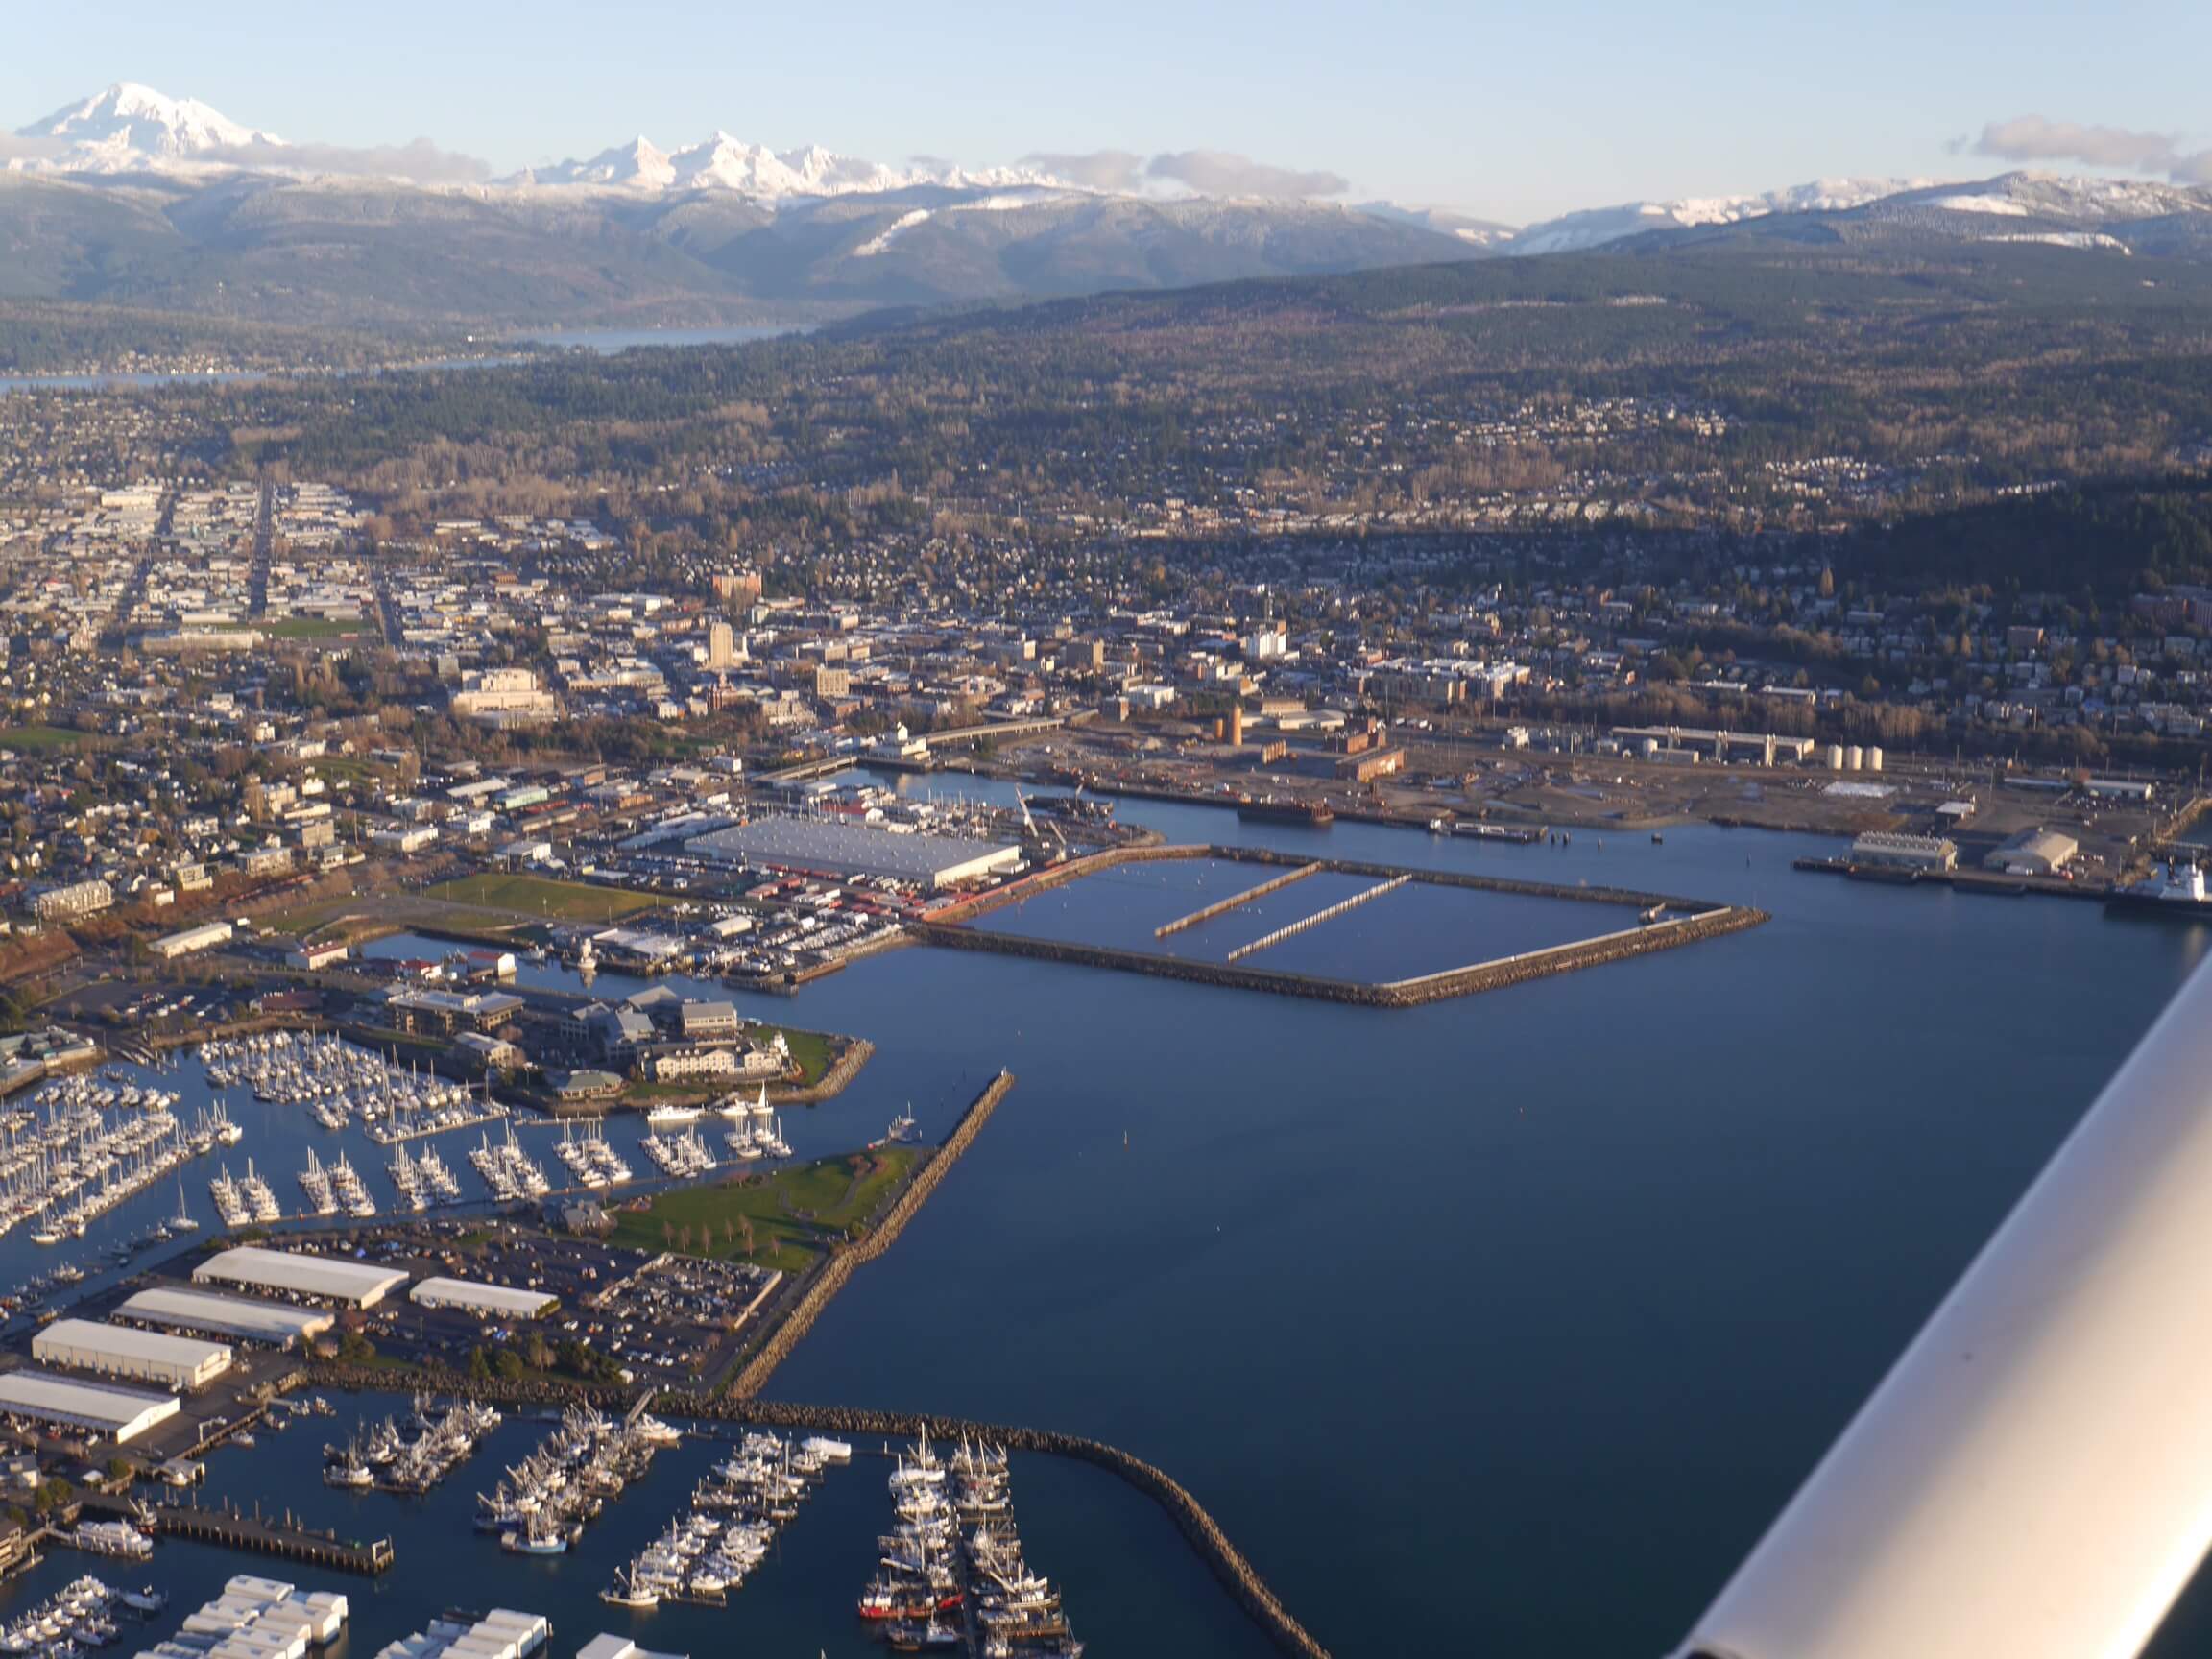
[974,854,1623,978]
[7,779,2212,1656]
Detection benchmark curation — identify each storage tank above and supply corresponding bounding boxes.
[1844,745,1863,771]
[1864,745,1885,772]
[1825,744,1845,771]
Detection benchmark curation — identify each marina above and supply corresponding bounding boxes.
[477,1405,671,1556]
[197,1035,509,1144]
[0,1076,235,1245]
[468,1128,552,1204]
[605,1429,830,1609]
[0,796,2200,1657]
[330,1397,501,1496]
[550,1123,635,1190]
[951,1438,1083,1659]
[0,1576,123,1658]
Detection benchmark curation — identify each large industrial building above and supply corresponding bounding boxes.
[1985,827,2080,878]
[409,1278,558,1319]
[193,1246,410,1308]
[116,1286,336,1348]
[685,816,1021,890]
[1847,831,1960,873]
[0,1368,180,1442]
[32,1319,232,1389]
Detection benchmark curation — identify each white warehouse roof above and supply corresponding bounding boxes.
[117,1286,336,1346]
[34,1319,231,1387]
[409,1278,558,1318]
[193,1246,410,1307]
[0,1367,180,1442]
[686,815,1021,889]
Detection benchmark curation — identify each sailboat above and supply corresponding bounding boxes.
[170,1177,199,1231]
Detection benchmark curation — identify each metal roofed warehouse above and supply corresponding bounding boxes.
[685,815,1022,889]
[409,1278,558,1318]
[115,1286,336,1348]
[33,1318,232,1388]
[193,1245,410,1307]
[0,1368,180,1442]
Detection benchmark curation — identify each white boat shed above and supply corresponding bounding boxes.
[193,1245,410,1308]
[0,1368,180,1443]
[408,1278,558,1319]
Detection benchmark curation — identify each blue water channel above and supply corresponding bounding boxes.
[6,774,2212,1655]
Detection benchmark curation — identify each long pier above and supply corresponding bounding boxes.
[1155,862,1322,938]
[80,1492,394,1575]
[1224,876,1407,962]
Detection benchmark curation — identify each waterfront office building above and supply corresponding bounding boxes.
[0,1368,180,1443]
[193,1245,410,1308]
[32,1318,232,1389]
[686,815,1022,889]
[116,1286,337,1348]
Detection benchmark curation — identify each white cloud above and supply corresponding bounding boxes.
[1146,150,1347,200]
[202,136,491,184]
[1971,114,2212,185]
[1019,147,1347,200]
[1019,149,1147,193]
[0,132,62,165]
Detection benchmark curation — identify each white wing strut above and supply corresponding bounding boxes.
[1674,956,2212,1659]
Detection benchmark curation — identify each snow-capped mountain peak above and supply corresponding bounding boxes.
[1508,177,1936,256]
[16,80,278,165]
[521,135,674,190]
[1900,170,2212,223]
[1356,201,1519,247]
[510,129,1066,201]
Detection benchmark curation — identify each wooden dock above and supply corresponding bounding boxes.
[84,1493,394,1575]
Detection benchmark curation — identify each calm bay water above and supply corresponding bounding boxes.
[4,781,2210,1655]
[520,326,805,354]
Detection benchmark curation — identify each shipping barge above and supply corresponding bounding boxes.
[1236,799,1334,828]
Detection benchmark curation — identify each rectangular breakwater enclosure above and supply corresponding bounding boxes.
[921,845,1767,1006]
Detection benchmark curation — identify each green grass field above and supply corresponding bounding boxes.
[610,1147,920,1273]
[262,615,368,638]
[0,725,85,751]
[427,873,666,922]
[754,1024,834,1085]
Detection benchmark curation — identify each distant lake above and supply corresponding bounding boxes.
[521,324,808,353]
[0,324,804,394]
[0,366,268,393]
[0,355,526,396]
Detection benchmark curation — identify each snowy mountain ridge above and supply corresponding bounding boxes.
[13,83,2212,264]
[509,132,1062,198]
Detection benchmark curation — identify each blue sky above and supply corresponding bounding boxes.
[7,0,2211,222]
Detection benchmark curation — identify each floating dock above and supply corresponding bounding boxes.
[919,844,1764,1006]
[1223,876,1408,963]
[1154,862,1322,938]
